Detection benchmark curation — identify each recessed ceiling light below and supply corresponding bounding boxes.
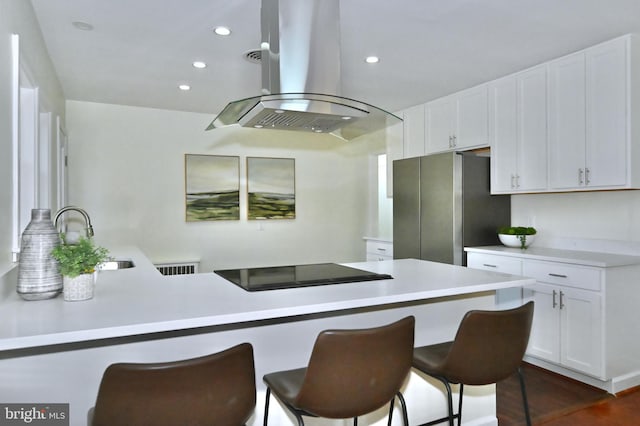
[178,84,191,91]
[72,21,94,31]
[192,61,207,69]
[214,26,231,36]
[365,56,380,64]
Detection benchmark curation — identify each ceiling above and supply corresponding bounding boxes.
[29,0,640,116]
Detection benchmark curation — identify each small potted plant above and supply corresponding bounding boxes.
[50,235,110,301]
[497,226,537,249]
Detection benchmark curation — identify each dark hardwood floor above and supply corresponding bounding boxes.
[497,363,640,425]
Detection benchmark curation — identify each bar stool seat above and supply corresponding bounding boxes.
[412,302,534,426]
[89,342,256,426]
[263,316,415,426]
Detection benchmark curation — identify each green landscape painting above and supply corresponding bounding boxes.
[247,157,295,220]
[185,154,240,221]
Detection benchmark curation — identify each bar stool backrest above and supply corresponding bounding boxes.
[294,316,415,419]
[440,301,534,385]
[90,342,256,426]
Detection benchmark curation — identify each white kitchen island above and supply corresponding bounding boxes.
[0,247,534,426]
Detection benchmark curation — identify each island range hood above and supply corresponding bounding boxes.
[206,0,402,141]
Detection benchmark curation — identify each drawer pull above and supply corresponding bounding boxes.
[482,264,498,268]
[376,248,387,252]
[548,273,568,278]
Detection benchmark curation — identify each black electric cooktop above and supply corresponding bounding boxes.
[214,263,393,292]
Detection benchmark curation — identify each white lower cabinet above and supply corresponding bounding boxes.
[364,238,393,261]
[466,252,523,308]
[466,247,640,392]
[523,282,603,378]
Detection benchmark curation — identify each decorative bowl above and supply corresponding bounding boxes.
[499,234,536,249]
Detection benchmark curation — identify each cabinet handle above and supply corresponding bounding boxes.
[515,174,520,188]
[579,168,584,185]
[548,273,568,278]
[482,263,497,268]
[585,167,591,185]
[559,290,565,309]
[510,174,515,189]
[448,136,453,148]
[552,290,558,308]
[452,135,457,147]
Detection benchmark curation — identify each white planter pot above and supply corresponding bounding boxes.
[63,273,95,301]
[498,233,536,249]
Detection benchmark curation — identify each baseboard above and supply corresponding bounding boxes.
[524,356,640,394]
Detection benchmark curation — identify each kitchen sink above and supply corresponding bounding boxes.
[99,259,136,270]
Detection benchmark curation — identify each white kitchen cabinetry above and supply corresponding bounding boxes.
[490,65,548,193]
[402,104,426,159]
[466,252,523,308]
[549,36,631,190]
[364,238,393,261]
[425,85,489,154]
[465,246,640,393]
[522,261,603,378]
[385,113,404,197]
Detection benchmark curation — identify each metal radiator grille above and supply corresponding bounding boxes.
[155,262,199,276]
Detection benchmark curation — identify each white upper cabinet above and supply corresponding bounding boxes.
[402,104,426,158]
[425,85,489,154]
[585,37,629,188]
[490,65,548,193]
[549,37,630,190]
[549,52,587,190]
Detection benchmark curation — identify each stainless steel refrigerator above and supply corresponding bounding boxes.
[393,152,510,266]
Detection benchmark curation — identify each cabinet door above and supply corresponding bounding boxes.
[425,96,455,153]
[560,286,604,378]
[402,104,426,158]
[385,114,404,197]
[549,53,587,190]
[586,37,628,188]
[517,65,548,192]
[523,283,561,363]
[489,76,518,193]
[455,85,489,150]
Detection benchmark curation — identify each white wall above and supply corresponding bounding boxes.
[0,0,65,273]
[66,101,386,272]
[512,190,640,254]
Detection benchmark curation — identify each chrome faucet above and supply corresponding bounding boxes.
[54,206,94,238]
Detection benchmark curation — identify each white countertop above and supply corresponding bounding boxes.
[465,245,640,268]
[0,248,534,352]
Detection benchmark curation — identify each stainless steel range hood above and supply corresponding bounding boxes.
[206,0,402,141]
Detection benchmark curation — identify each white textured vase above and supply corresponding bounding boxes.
[63,273,95,301]
[17,209,63,300]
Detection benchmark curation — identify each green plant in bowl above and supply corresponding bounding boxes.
[50,235,110,278]
[497,226,537,249]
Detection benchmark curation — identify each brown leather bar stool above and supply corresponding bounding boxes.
[412,301,534,426]
[263,316,415,426]
[89,342,256,426]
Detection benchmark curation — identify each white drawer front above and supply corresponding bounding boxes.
[523,260,602,291]
[366,241,393,257]
[467,253,523,275]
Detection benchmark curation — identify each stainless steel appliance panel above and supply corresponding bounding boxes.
[393,152,510,266]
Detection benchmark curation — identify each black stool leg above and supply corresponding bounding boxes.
[387,397,395,426]
[457,383,464,426]
[263,387,271,426]
[517,367,532,426]
[397,391,409,426]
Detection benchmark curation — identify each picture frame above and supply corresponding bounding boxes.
[247,157,295,220]
[185,154,240,221]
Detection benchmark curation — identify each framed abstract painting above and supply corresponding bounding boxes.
[247,157,295,220]
[185,154,240,221]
